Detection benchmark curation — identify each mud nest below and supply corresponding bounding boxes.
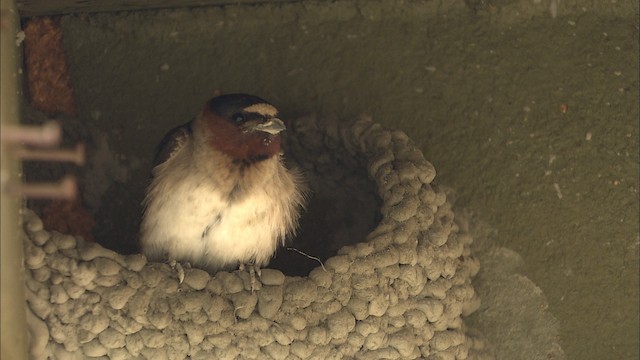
[23,115,493,359]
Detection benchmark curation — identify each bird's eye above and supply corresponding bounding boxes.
[232,113,245,123]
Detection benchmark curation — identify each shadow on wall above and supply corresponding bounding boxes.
[22,107,146,255]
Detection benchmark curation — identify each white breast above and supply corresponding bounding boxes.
[140,142,303,272]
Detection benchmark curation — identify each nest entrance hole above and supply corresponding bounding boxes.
[270,139,383,277]
[22,113,382,278]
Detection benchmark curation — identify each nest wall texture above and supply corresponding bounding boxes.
[23,115,492,359]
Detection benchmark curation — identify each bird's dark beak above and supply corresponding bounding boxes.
[250,118,286,135]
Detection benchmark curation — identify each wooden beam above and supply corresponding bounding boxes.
[1,1,29,359]
[16,0,302,17]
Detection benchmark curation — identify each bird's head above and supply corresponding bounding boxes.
[199,94,286,164]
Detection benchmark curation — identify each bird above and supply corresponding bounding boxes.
[139,93,306,286]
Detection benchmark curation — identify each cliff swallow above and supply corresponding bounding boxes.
[140,94,305,286]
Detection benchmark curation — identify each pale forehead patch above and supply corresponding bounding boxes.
[243,103,278,117]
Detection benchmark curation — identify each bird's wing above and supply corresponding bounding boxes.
[153,120,193,168]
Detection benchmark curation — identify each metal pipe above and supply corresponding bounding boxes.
[14,143,85,166]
